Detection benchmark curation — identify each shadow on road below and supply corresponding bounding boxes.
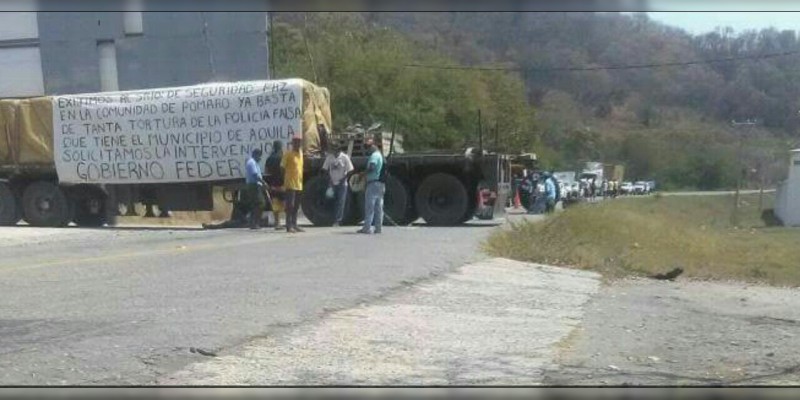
[87,226,205,232]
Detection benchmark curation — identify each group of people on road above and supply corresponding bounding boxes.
[602,180,622,199]
[517,170,559,214]
[577,178,621,200]
[240,133,387,234]
[244,137,305,233]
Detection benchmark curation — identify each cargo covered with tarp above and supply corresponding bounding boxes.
[1,78,332,184]
[0,97,54,167]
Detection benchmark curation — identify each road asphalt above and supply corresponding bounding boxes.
[0,221,497,385]
[163,258,600,385]
[3,189,797,386]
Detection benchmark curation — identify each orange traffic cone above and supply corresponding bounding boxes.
[513,189,522,209]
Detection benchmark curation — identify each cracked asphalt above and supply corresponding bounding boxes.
[0,221,497,385]
[162,258,601,385]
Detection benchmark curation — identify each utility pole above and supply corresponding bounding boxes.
[756,160,765,212]
[731,119,757,227]
[302,13,319,83]
[477,109,483,153]
[267,12,275,79]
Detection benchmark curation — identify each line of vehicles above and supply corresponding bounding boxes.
[562,163,656,204]
[511,159,656,213]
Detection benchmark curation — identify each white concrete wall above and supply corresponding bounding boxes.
[0,12,38,40]
[122,11,144,35]
[0,11,44,97]
[97,41,119,91]
[0,47,45,97]
[775,150,800,226]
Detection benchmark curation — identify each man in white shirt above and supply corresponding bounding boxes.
[322,145,355,226]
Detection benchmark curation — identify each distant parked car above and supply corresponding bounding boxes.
[633,181,648,195]
[620,182,634,195]
[646,180,657,192]
[559,182,569,202]
[571,182,581,198]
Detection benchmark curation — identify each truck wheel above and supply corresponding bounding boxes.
[104,186,119,227]
[460,189,478,223]
[405,209,419,225]
[72,188,109,227]
[460,207,475,223]
[301,175,350,226]
[0,183,19,226]
[415,173,469,226]
[344,190,363,226]
[22,181,74,227]
[384,175,415,226]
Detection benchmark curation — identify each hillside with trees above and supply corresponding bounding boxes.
[272,12,796,190]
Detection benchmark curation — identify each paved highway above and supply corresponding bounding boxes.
[0,222,497,385]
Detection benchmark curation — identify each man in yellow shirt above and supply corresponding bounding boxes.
[281,137,304,233]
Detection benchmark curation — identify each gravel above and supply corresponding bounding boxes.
[162,258,601,385]
[544,278,800,385]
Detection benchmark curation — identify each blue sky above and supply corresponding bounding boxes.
[647,12,800,34]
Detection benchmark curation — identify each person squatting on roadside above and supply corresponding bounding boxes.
[323,145,354,227]
[525,171,541,214]
[358,139,385,234]
[244,149,268,229]
[264,140,285,230]
[282,137,305,233]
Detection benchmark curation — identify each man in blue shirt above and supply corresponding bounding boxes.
[543,172,557,214]
[358,139,385,234]
[245,148,268,229]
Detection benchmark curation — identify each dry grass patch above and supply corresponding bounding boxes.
[485,194,800,286]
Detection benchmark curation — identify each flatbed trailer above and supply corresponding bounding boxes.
[0,78,511,228]
[0,150,511,228]
[300,150,511,226]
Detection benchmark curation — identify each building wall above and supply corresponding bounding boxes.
[775,149,800,226]
[0,11,270,97]
[0,12,45,97]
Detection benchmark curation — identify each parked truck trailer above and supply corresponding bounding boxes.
[0,78,510,227]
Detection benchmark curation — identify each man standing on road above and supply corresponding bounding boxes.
[323,145,354,227]
[264,140,285,230]
[282,137,304,233]
[358,140,385,234]
[543,172,557,214]
[245,149,268,229]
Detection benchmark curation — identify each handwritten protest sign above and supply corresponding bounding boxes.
[52,79,303,184]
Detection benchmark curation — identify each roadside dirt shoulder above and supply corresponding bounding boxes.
[544,278,800,385]
[161,258,601,385]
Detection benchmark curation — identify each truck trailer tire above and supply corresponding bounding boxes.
[301,174,352,226]
[414,173,469,226]
[348,176,417,226]
[460,189,478,223]
[0,182,19,226]
[72,187,110,227]
[22,181,73,227]
[383,175,416,226]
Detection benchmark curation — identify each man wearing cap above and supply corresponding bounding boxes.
[282,137,305,233]
[244,148,267,229]
[322,145,354,227]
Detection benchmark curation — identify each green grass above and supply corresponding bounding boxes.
[485,193,800,286]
